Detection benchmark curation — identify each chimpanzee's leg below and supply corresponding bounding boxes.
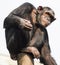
[17,53,34,65]
[40,44,57,65]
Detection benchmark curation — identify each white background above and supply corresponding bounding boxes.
[0,0,60,65]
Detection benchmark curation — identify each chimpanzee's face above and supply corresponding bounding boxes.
[31,9,37,24]
[40,12,51,27]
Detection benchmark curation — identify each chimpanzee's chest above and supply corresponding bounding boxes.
[36,28,44,44]
[33,28,45,48]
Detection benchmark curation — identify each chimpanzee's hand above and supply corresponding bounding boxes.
[26,47,40,58]
[20,18,32,30]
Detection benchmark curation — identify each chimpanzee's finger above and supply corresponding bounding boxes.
[24,24,32,30]
[24,19,31,24]
[25,22,32,28]
[24,25,32,30]
[34,51,40,58]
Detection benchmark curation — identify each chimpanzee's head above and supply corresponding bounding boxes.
[37,6,56,27]
[16,2,37,24]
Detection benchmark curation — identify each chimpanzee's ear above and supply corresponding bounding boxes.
[37,6,43,10]
[37,6,43,14]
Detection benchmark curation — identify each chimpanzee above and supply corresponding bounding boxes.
[21,6,57,65]
[3,2,57,65]
[3,2,39,65]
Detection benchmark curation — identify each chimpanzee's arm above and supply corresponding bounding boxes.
[3,14,25,29]
[44,29,51,52]
[4,14,32,30]
[21,46,40,58]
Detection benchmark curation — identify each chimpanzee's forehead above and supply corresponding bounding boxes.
[44,12,51,16]
[44,12,53,18]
